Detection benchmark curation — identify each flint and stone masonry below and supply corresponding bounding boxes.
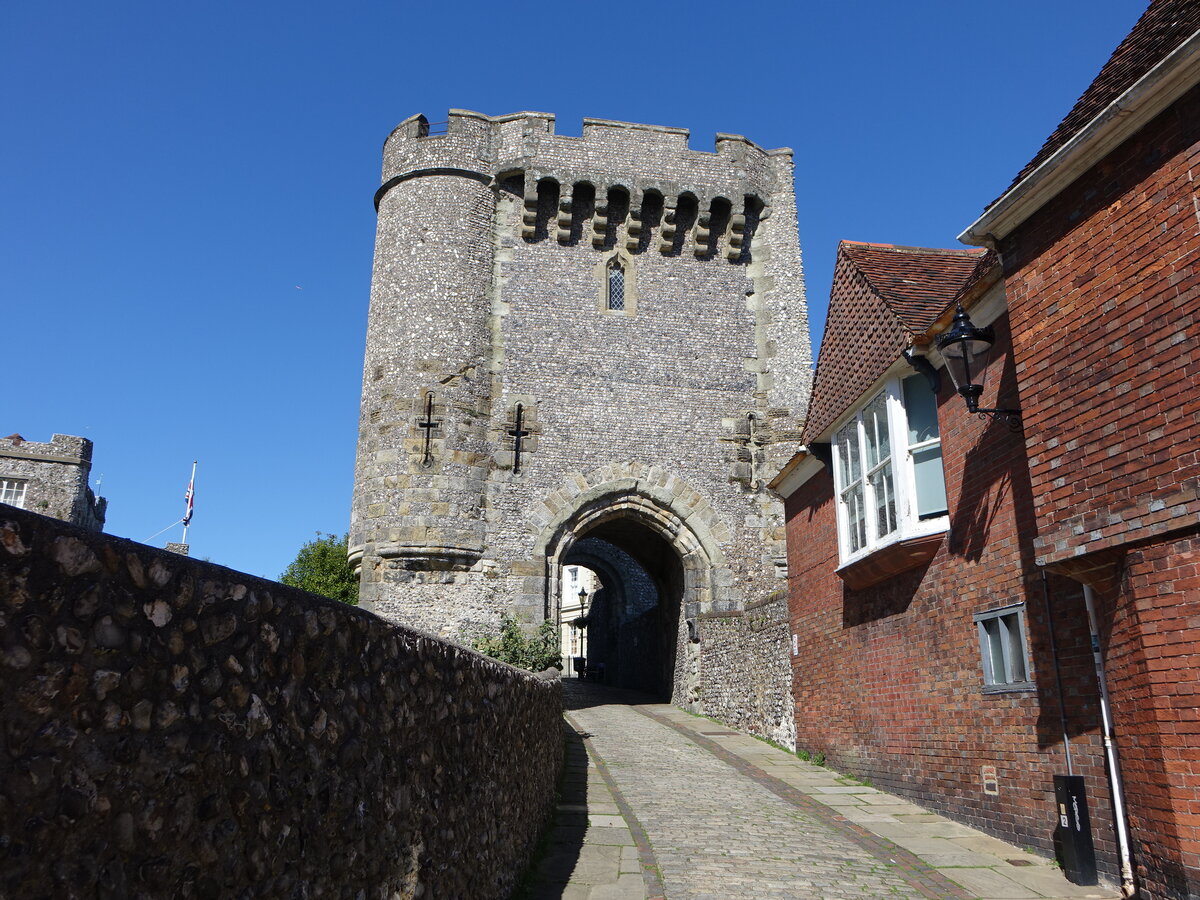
[351,110,811,739]
[0,505,562,899]
[0,433,106,532]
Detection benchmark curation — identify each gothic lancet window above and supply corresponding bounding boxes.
[607,258,625,310]
[596,251,636,314]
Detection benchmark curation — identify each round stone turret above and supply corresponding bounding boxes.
[352,113,501,599]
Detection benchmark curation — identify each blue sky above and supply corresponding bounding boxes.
[1,0,1141,579]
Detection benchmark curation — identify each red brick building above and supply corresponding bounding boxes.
[774,3,1200,896]
[773,243,1119,880]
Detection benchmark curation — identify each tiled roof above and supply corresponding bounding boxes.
[841,243,988,335]
[801,242,989,444]
[997,0,1200,202]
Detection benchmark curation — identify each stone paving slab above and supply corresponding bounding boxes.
[521,683,1120,899]
[522,717,662,900]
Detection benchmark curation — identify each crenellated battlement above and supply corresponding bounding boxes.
[377,110,792,262]
[580,116,690,149]
[384,110,782,156]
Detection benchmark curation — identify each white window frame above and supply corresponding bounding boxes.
[0,478,27,508]
[831,375,949,566]
[975,604,1034,691]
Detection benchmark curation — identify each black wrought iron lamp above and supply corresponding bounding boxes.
[935,305,1021,429]
[575,587,589,677]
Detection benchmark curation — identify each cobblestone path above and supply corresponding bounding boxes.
[522,682,1119,900]
[570,697,920,900]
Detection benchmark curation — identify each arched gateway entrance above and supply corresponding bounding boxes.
[533,463,732,705]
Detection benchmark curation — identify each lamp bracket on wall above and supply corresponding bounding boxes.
[975,408,1023,432]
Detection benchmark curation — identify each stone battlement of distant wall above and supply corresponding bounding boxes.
[0,503,562,898]
[0,433,94,464]
[0,433,106,531]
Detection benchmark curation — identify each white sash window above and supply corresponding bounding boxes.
[832,375,948,563]
[0,478,27,508]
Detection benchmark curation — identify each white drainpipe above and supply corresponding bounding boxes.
[1081,582,1136,896]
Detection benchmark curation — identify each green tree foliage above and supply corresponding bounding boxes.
[474,615,562,672]
[280,532,359,605]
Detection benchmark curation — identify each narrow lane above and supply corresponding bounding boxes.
[521,682,1119,900]
[566,685,924,900]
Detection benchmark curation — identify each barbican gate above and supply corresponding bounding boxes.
[351,110,810,733]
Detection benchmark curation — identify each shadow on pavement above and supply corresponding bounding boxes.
[516,719,590,900]
[517,680,655,899]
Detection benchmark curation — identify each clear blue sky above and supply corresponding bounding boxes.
[1,0,1142,579]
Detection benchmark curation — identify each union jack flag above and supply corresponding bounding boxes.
[183,477,194,526]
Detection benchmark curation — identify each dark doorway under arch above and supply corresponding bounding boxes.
[562,516,685,700]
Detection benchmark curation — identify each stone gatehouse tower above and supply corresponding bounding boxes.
[352,110,810,736]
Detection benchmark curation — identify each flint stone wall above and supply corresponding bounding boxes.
[701,589,795,749]
[0,504,562,900]
[354,111,810,641]
[0,434,106,532]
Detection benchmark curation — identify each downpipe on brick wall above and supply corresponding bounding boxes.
[1041,573,1074,775]
[1081,582,1136,897]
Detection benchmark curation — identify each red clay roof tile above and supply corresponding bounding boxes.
[841,243,987,335]
[802,242,988,444]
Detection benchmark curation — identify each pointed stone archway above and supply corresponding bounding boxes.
[530,462,737,706]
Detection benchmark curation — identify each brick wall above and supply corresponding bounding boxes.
[1001,83,1200,570]
[786,318,1118,876]
[1086,535,1200,900]
[1001,82,1200,900]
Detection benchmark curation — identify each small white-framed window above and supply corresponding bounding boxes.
[902,376,948,519]
[834,417,866,554]
[862,392,897,540]
[975,604,1033,691]
[607,258,625,310]
[0,478,28,508]
[831,374,948,562]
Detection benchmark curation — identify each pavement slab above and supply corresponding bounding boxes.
[519,682,1120,899]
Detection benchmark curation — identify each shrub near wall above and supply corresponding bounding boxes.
[0,505,562,899]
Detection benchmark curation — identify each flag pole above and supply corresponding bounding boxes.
[182,460,197,544]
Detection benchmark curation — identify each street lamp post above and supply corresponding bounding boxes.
[577,588,588,677]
